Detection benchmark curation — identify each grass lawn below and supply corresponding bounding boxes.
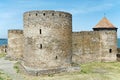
[22,62,120,80]
[0,53,6,58]
[0,70,12,80]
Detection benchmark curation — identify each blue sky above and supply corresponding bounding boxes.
[0,0,120,38]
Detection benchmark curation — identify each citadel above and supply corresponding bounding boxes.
[1,10,118,75]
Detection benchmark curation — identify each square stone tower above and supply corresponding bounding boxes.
[93,17,118,62]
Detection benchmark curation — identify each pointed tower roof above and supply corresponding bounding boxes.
[93,17,117,28]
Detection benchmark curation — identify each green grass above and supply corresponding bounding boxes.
[0,70,12,80]
[22,62,120,80]
[79,62,120,80]
[0,53,6,58]
[14,62,20,73]
[80,62,120,74]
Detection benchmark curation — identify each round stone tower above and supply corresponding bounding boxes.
[23,10,72,74]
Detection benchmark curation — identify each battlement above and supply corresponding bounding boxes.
[72,31,116,36]
[24,10,72,19]
[8,30,23,34]
[72,31,100,36]
[99,30,116,35]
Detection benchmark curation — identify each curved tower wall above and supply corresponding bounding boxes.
[23,10,72,69]
[7,30,23,60]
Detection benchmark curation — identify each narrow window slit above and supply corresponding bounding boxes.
[43,13,45,16]
[40,44,42,49]
[40,29,41,34]
[109,49,112,53]
[52,13,54,16]
[59,14,61,16]
[36,13,38,16]
[55,56,58,59]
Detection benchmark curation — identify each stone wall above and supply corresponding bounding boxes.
[72,31,101,64]
[5,10,118,76]
[0,45,7,54]
[117,48,120,53]
[72,30,117,64]
[117,48,120,61]
[7,30,23,60]
[100,31,117,62]
[23,10,72,70]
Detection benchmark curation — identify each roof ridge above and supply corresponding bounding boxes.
[93,17,116,28]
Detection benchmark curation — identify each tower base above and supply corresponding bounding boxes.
[20,62,80,76]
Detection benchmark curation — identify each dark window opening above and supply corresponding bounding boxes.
[29,14,31,16]
[55,56,58,59]
[40,44,42,49]
[36,13,38,16]
[117,54,120,58]
[109,49,112,53]
[40,29,41,34]
[59,14,61,16]
[52,13,54,16]
[43,13,45,16]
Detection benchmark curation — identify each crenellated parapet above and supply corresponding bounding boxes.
[24,10,72,20]
[8,30,23,34]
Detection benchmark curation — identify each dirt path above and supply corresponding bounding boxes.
[0,58,25,80]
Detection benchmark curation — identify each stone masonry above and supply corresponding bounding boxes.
[7,30,23,60]
[72,31,117,64]
[7,10,118,75]
[72,31,101,64]
[23,10,72,69]
[0,45,7,54]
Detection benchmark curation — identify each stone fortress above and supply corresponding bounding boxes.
[6,10,118,75]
